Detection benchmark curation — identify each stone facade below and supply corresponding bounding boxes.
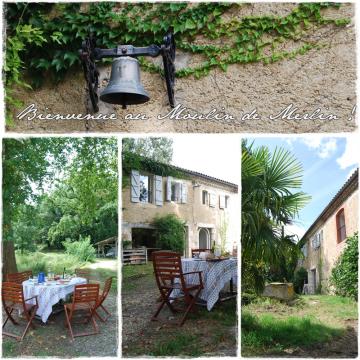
[300,170,358,294]
[122,167,239,257]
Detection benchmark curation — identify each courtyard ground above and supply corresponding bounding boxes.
[242,295,358,358]
[122,263,237,357]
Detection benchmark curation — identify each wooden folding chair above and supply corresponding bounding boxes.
[191,248,211,258]
[6,270,33,284]
[2,282,38,341]
[94,277,113,322]
[64,283,99,341]
[152,251,203,326]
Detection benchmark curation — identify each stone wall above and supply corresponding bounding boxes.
[8,3,356,134]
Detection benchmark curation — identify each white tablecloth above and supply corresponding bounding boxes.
[173,258,238,311]
[23,277,87,323]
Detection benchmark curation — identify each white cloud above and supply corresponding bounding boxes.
[336,136,359,170]
[301,137,337,159]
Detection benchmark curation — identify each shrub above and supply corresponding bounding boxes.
[330,233,358,299]
[241,292,258,306]
[153,214,185,253]
[293,267,308,294]
[62,236,96,262]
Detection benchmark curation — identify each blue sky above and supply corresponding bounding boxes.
[246,136,359,239]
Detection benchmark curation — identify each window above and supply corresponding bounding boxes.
[311,230,322,249]
[171,182,181,202]
[301,244,307,257]
[202,190,208,205]
[336,208,346,243]
[166,177,187,204]
[139,174,152,203]
[225,196,230,208]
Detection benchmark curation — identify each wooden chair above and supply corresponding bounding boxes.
[2,282,38,341]
[6,270,33,284]
[64,283,99,341]
[152,251,203,326]
[191,248,211,258]
[94,277,113,322]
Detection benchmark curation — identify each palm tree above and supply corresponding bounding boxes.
[241,140,310,292]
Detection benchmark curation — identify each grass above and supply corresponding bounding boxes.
[149,333,202,357]
[242,294,358,356]
[122,263,153,291]
[242,311,342,355]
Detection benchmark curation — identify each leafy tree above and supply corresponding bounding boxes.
[153,214,185,253]
[122,138,173,164]
[241,140,310,293]
[330,233,358,299]
[2,138,118,276]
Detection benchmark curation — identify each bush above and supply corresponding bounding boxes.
[153,214,185,253]
[242,292,258,306]
[293,267,308,294]
[330,233,358,299]
[62,236,96,262]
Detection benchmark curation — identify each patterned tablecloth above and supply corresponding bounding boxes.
[173,258,238,311]
[23,277,87,323]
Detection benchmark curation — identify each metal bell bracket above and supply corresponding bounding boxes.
[79,31,176,112]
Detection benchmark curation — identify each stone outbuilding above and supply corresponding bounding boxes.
[122,164,239,257]
[299,169,358,294]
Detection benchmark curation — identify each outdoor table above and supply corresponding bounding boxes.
[173,257,238,311]
[23,277,87,323]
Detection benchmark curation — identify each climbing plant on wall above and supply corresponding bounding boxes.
[5,2,350,87]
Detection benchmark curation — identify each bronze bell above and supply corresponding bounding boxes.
[100,56,149,108]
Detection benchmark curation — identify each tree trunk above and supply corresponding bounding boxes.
[2,241,18,279]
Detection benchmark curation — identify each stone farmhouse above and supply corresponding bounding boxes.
[299,169,358,294]
[122,164,239,257]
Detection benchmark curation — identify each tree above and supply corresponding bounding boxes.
[241,140,310,292]
[2,138,68,275]
[2,138,118,276]
[122,137,173,163]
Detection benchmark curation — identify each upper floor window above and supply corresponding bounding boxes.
[167,177,187,204]
[202,190,208,205]
[311,230,322,249]
[139,174,152,203]
[336,208,346,243]
[301,244,307,257]
[219,195,230,209]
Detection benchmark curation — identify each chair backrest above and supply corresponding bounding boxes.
[152,251,184,289]
[191,248,211,258]
[6,271,32,284]
[73,284,99,306]
[2,282,25,306]
[101,277,113,300]
[75,268,91,281]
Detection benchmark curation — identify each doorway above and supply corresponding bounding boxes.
[198,228,210,249]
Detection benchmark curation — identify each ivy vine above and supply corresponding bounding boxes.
[5,2,350,87]
[122,151,187,188]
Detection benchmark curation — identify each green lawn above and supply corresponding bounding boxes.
[242,295,358,356]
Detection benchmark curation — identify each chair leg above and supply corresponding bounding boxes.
[20,309,36,341]
[3,307,19,326]
[179,289,201,326]
[94,304,111,323]
[151,300,166,321]
[64,307,75,341]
